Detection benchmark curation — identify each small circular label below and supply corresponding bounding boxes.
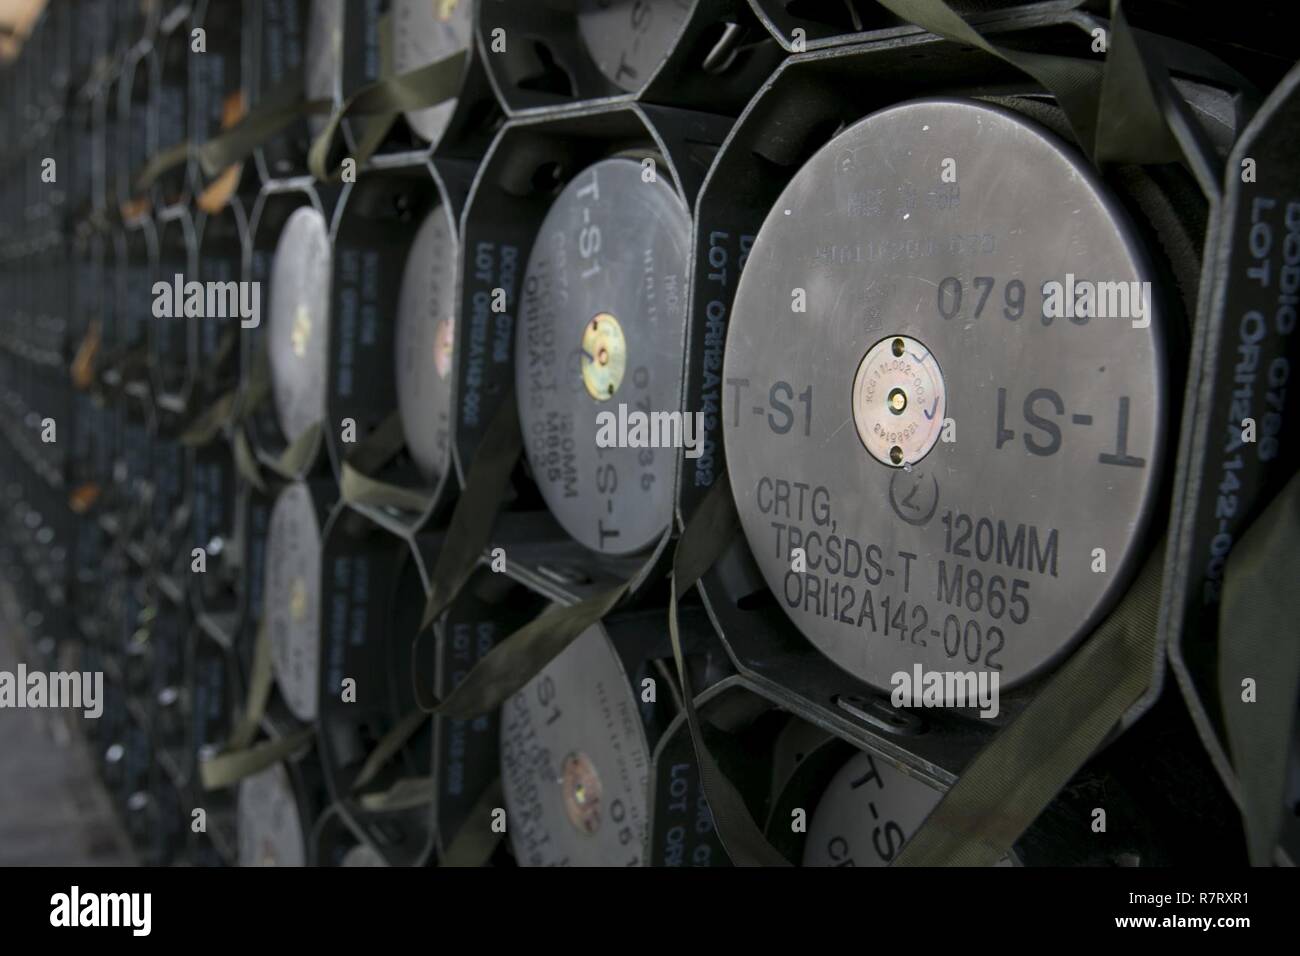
[562,751,603,836]
[291,306,311,358]
[852,335,946,468]
[580,312,627,401]
[434,317,454,381]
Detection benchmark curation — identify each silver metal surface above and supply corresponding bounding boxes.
[305,0,344,141]
[803,749,1015,867]
[395,205,457,484]
[340,842,388,866]
[265,482,322,724]
[724,98,1165,693]
[500,623,652,866]
[391,0,471,144]
[515,157,690,556]
[237,763,306,867]
[576,0,692,93]
[268,205,331,446]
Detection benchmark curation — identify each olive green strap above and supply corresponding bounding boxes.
[893,541,1166,866]
[420,573,643,720]
[440,776,505,868]
[339,411,436,513]
[341,464,436,513]
[1218,471,1300,866]
[420,392,522,632]
[358,776,436,813]
[308,49,468,181]
[229,623,273,751]
[878,0,1183,167]
[351,707,429,793]
[199,726,316,791]
[134,139,190,192]
[180,389,238,447]
[196,69,331,178]
[232,427,268,493]
[668,476,792,867]
[261,421,324,481]
[199,623,314,790]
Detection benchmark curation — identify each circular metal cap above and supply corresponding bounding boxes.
[515,157,690,556]
[724,98,1164,694]
[391,0,471,144]
[803,749,1014,866]
[500,623,651,866]
[265,482,322,723]
[577,0,692,94]
[268,206,331,447]
[237,763,307,867]
[853,335,946,467]
[395,206,457,484]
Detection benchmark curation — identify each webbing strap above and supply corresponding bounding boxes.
[197,623,316,791]
[268,421,323,480]
[307,49,468,182]
[1218,471,1300,866]
[440,776,505,867]
[351,707,428,794]
[878,0,1186,168]
[196,69,331,178]
[668,477,792,867]
[232,427,267,493]
[358,776,436,813]
[229,623,272,752]
[341,464,436,513]
[844,0,1206,868]
[416,574,643,720]
[419,392,522,632]
[893,542,1166,866]
[180,389,238,447]
[339,410,436,514]
[133,139,190,192]
[199,726,315,791]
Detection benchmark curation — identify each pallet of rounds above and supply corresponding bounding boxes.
[477,0,784,117]
[453,103,731,603]
[249,0,346,183]
[323,0,499,166]
[315,505,436,865]
[242,181,341,481]
[323,159,463,532]
[678,10,1245,786]
[498,601,724,867]
[233,709,327,867]
[264,477,336,728]
[408,557,551,865]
